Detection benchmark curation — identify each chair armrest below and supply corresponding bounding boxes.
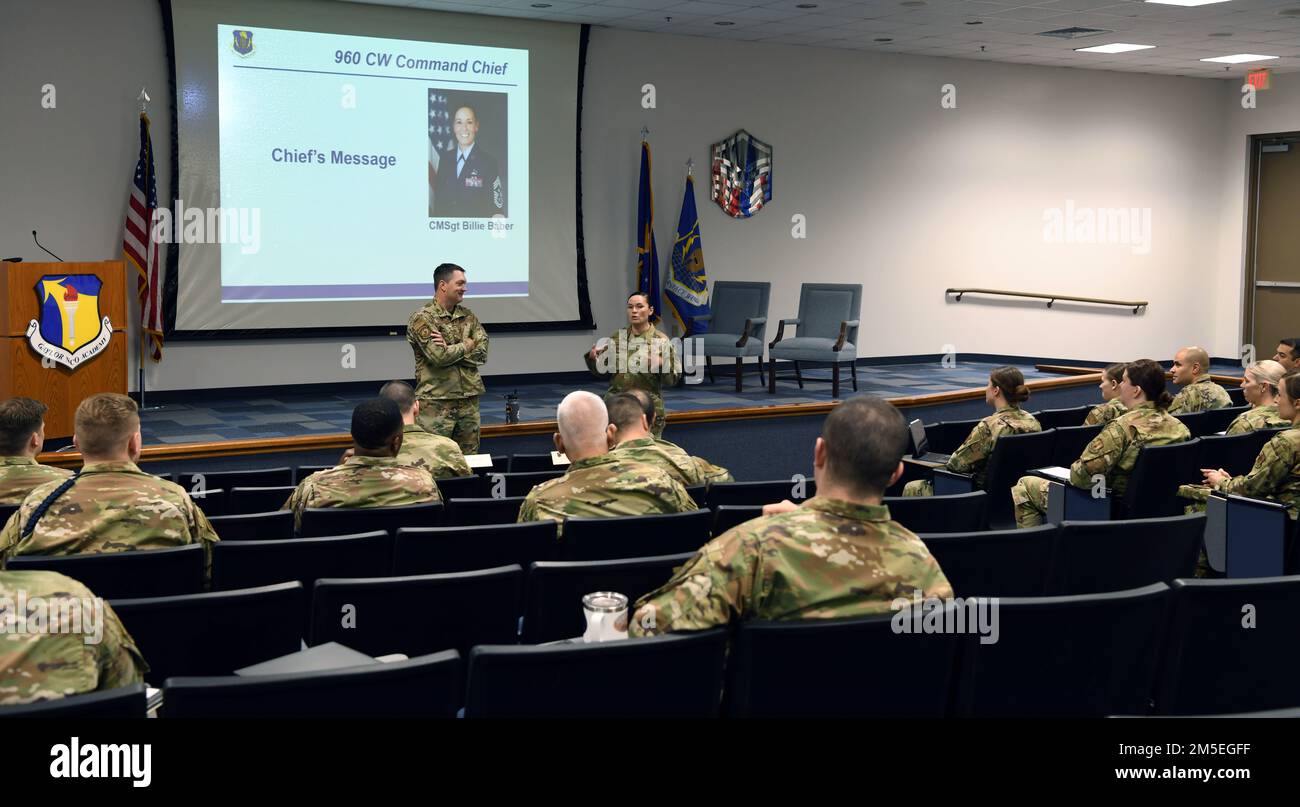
[769,317,801,349]
[833,321,849,351]
[932,468,975,495]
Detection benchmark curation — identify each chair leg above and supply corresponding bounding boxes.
[735,357,743,393]
[833,362,841,399]
[705,356,714,384]
[794,362,804,389]
[851,361,858,392]
[758,358,766,387]
[768,357,776,394]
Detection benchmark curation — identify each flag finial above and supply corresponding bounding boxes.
[640,125,649,140]
[686,157,693,176]
[138,87,150,113]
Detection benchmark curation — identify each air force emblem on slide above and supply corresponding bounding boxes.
[232,29,255,57]
[26,276,113,369]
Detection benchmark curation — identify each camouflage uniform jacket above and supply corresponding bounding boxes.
[516,453,696,536]
[585,326,680,433]
[1225,404,1291,436]
[1084,398,1127,427]
[0,457,73,505]
[693,456,734,485]
[408,299,489,401]
[1210,427,1300,519]
[1168,375,1232,415]
[610,436,703,486]
[397,423,472,478]
[630,497,953,636]
[284,455,441,531]
[0,570,147,705]
[0,462,219,574]
[946,405,1041,488]
[1067,403,1191,496]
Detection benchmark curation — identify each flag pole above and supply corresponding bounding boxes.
[136,87,160,413]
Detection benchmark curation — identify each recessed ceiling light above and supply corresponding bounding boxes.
[965,19,983,24]
[1145,0,1231,6]
[795,3,818,7]
[714,20,734,25]
[530,2,552,7]
[1074,42,1156,53]
[1201,53,1279,63]
[874,37,893,42]
[900,1,926,6]
[1208,32,1233,37]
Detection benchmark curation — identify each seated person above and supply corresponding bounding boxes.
[516,391,695,535]
[1084,363,1128,426]
[377,380,471,478]
[903,366,1040,496]
[1011,359,1191,528]
[608,389,734,486]
[283,398,441,532]
[1225,360,1291,435]
[0,397,72,505]
[630,395,952,636]
[0,394,219,575]
[1179,371,1300,518]
[1273,338,1300,373]
[1168,346,1231,414]
[0,569,147,705]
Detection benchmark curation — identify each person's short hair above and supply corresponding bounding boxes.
[556,390,609,450]
[433,263,465,290]
[75,393,140,456]
[989,366,1030,404]
[351,398,404,450]
[1282,372,1300,403]
[1103,363,1126,383]
[625,388,654,421]
[1182,346,1210,371]
[627,291,651,307]
[607,393,649,431]
[378,380,417,414]
[0,397,47,455]
[1279,338,1300,356]
[1126,359,1173,409]
[1246,360,1287,393]
[455,104,478,120]
[821,395,908,495]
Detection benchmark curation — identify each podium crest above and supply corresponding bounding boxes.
[26,275,113,369]
[710,129,773,218]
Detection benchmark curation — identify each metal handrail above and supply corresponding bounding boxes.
[946,287,1148,315]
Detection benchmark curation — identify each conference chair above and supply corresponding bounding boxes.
[1226,386,1247,407]
[0,683,148,718]
[211,531,391,592]
[508,453,561,473]
[1204,405,1249,434]
[932,428,1057,529]
[489,470,566,498]
[695,280,770,392]
[706,479,811,509]
[208,510,295,541]
[111,582,305,683]
[1117,440,1203,519]
[1154,576,1300,715]
[520,552,693,644]
[6,544,206,599]
[295,464,334,482]
[447,496,526,526]
[189,488,229,517]
[1199,429,1283,477]
[711,505,764,536]
[228,485,296,515]
[0,503,17,528]
[298,501,445,537]
[1052,515,1204,595]
[919,525,1058,598]
[162,651,461,719]
[178,467,294,492]
[953,583,1169,717]
[1173,411,1212,438]
[464,629,728,718]
[560,509,711,561]
[309,566,523,658]
[394,521,558,575]
[726,613,960,717]
[767,283,861,398]
[883,491,987,533]
[684,484,707,508]
[435,474,486,500]
[1049,424,1103,468]
[1031,405,1091,430]
[470,455,509,478]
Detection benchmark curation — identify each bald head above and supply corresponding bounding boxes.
[555,391,613,460]
[1172,346,1210,384]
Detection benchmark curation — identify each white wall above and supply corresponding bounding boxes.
[1211,79,1300,359]
[2,1,1254,391]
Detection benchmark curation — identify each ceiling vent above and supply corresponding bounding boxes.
[1038,26,1113,39]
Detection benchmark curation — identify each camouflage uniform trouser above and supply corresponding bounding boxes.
[417,397,481,455]
[902,479,934,497]
[1010,475,1050,528]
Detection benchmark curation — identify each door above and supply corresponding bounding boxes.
[1247,134,1300,354]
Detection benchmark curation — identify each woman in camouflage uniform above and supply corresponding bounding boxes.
[1084,363,1128,426]
[1225,360,1291,435]
[903,366,1041,496]
[584,292,680,438]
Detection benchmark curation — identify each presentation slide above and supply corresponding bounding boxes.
[168,0,587,335]
[217,25,528,303]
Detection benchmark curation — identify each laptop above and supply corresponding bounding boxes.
[908,419,951,467]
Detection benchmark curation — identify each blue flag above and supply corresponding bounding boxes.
[665,174,711,334]
[636,140,661,322]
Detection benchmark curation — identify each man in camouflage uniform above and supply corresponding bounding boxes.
[607,390,732,487]
[1011,362,1191,528]
[585,293,680,438]
[1168,346,1231,414]
[407,263,489,455]
[378,380,471,478]
[0,397,72,505]
[1273,339,1300,373]
[1084,364,1128,426]
[631,395,952,636]
[902,377,1040,496]
[284,398,441,533]
[517,391,696,537]
[0,570,147,705]
[0,394,219,580]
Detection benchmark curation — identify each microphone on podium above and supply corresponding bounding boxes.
[31,229,64,261]
[3,257,22,262]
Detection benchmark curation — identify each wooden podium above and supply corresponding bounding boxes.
[0,262,128,439]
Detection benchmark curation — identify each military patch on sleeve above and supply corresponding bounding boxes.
[418,325,432,340]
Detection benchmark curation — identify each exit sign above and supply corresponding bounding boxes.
[1246,70,1270,90]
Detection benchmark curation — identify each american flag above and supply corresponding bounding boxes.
[428,90,452,215]
[123,112,163,361]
